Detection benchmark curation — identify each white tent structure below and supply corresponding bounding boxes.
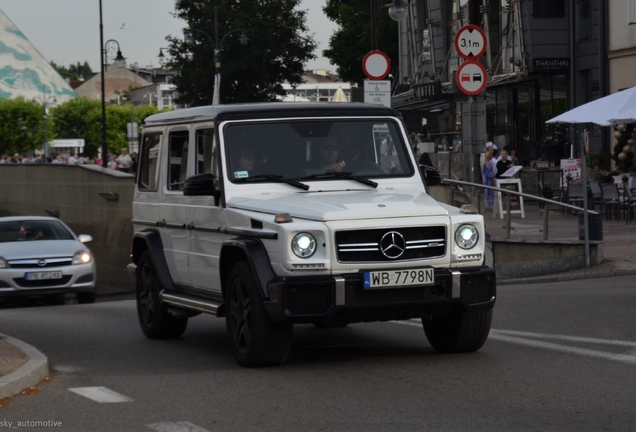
[0,9,76,104]
[332,87,348,102]
[546,86,636,126]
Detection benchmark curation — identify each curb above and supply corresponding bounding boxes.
[498,268,636,285]
[0,334,49,400]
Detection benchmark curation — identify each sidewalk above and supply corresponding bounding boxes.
[2,205,636,395]
[0,334,49,400]
[485,201,636,284]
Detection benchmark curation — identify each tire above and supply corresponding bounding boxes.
[136,251,187,339]
[225,260,292,367]
[76,292,96,304]
[422,309,492,353]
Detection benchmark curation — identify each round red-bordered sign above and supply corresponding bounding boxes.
[456,61,487,96]
[454,25,487,60]
[362,50,391,80]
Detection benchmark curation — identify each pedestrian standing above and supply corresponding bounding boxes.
[116,148,132,173]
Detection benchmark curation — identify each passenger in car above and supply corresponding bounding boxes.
[235,145,256,172]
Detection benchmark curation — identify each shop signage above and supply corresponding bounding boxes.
[533,58,570,72]
[413,81,441,99]
[495,178,525,219]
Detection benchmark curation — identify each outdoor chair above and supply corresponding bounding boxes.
[600,183,621,220]
[566,182,585,215]
[626,188,636,224]
[589,181,603,212]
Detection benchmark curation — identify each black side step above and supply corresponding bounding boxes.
[160,291,223,316]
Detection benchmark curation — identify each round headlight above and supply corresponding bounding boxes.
[292,232,316,258]
[455,224,479,249]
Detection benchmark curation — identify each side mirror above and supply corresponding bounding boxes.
[419,164,442,187]
[184,173,217,196]
[77,234,93,244]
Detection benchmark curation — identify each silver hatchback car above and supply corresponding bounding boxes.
[0,216,96,304]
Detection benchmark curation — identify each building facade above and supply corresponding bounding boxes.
[392,0,609,169]
[281,70,351,102]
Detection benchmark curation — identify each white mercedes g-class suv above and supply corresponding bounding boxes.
[129,103,495,367]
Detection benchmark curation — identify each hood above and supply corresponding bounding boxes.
[0,240,85,260]
[227,188,448,221]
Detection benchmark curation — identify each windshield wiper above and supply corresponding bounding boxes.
[239,174,309,191]
[301,171,378,188]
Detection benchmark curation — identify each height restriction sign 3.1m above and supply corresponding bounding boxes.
[454,25,487,60]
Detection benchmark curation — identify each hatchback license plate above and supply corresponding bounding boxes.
[363,268,434,289]
[25,271,63,281]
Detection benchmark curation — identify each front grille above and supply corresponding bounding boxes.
[459,273,496,304]
[9,257,73,269]
[336,226,446,262]
[13,276,73,288]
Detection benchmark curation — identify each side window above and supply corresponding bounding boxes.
[138,133,161,191]
[196,127,220,191]
[168,130,189,191]
[195,128,215,175]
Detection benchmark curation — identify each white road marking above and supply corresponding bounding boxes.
[68,386,133,403]
[391,320,636,364]
[147,422,210,432]
[490,329,636,347]
[488,333,636,364]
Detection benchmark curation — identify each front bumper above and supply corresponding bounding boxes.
[0,264,96,298]
[264,266,496,324]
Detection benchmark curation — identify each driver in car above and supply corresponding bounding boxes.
[317,137,346,172]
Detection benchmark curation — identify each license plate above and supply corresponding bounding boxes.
[24,271,63,281]
[363,268,434,289]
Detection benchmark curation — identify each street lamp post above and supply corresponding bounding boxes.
[99,0,125,167]
[32,85,56,157]
[184,6,248,105]
[370,0,409,50]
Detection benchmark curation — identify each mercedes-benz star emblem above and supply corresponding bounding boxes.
[37,259,46,267]
[380,231,406,259]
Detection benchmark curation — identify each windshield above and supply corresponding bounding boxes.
[0,220,74,243]
[224,119,413,183]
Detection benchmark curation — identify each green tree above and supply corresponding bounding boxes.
[50,61,93,80]
[167,0,317,105]
[0,98,47,156]
[323,0,398,85]
[50,98,162,157]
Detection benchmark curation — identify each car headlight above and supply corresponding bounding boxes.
[0,256,7,269]
[292,232,316,258]
[455,224,479,249]
[72,250,93,265]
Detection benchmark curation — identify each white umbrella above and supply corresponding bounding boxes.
[546,85,636,126]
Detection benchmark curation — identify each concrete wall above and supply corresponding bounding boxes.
[493,239,603,279]
[0,164,135,295]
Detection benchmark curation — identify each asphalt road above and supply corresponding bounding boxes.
[1,276,635,432]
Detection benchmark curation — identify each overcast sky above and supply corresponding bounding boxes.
[0,0,337,71]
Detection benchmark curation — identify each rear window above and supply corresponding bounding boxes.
[0,220,74,243]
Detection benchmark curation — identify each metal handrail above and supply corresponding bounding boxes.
[442,178,598,267]
[442,178,599,215]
